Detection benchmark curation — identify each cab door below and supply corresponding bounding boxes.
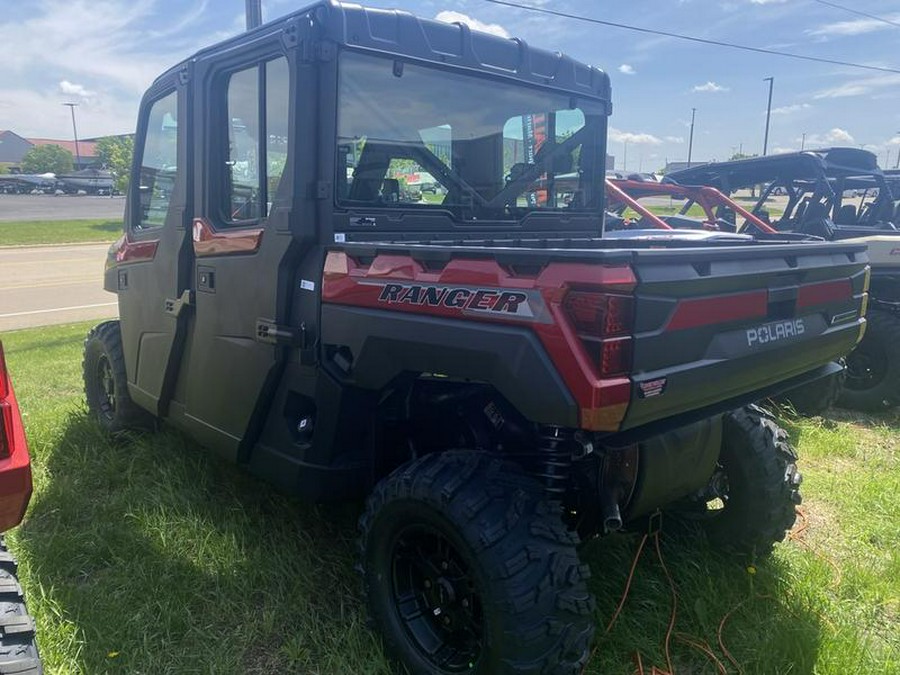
[117,69,193,416]
[171,43,297,462]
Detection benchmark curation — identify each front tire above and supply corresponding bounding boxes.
[358,451,594,675]
[838,309,900,412]
[681,407,801,556]
[83,321,153,433]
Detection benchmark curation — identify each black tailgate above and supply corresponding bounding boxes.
[622,242,868,431]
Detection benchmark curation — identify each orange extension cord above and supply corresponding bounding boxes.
[587,528,728,675]
[587,506,835,675]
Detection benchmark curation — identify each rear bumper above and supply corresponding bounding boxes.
[621,317,863,434]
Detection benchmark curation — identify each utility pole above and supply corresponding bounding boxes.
[895,131,900,170]
[762,77,774,156]
[687,107,696,168]
[623,140,628,171]
[801,132,806,151]
[246,0,262,29]
[63,102,81,170]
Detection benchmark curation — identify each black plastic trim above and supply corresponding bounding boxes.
[320,304,578,427]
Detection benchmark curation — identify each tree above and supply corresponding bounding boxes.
[20,144,73,174]
[729,152,758,161]
[95,135,134,193]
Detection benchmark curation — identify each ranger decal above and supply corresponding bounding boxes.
[377,283,539,319]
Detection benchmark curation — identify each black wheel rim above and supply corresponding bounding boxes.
[96,354,117,420]
[845,341,886,391]
[390,524,484,672]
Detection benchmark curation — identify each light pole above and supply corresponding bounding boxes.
[762,77,774,156]
[63,102,81,170]
[801,132,806,151]
[623,140,628,171]
[687,107,696,168]
[895,131,900,170]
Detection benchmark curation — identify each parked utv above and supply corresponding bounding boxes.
[84,4,868,673]
[0,342,42,674]
[669,149,896,412]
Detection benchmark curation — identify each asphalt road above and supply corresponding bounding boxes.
[0,194,126,222]
[0,243,117,332]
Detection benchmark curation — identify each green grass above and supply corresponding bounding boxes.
[3,323,899,673]
[0,220,122,247]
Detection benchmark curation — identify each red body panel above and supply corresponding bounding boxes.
[0,343,33,533]
[666,291,768,331]
[107,234,159,268]
[192,217,264,257]
[323,252,636,431]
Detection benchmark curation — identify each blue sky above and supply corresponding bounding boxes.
[1,0,899,170]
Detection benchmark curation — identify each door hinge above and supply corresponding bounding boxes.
[256,319,307,347]
[164,290,193,318]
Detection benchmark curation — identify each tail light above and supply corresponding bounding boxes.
[563,290,635,377]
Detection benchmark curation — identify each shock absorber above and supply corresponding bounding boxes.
[533,426,577,497]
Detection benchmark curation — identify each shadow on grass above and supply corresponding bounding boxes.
[18,412,389,675]
[18,411,823,674]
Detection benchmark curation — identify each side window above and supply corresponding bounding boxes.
[136,90,178,230]
[226,67,261,221]
[222,56,289,224]
[265,58,289,208]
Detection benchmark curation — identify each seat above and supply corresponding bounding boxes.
[380,178,400,203]
[835,203,857,224]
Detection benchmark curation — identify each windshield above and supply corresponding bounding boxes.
[336,51,607,221]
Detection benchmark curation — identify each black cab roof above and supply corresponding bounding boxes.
[156,0,611,107]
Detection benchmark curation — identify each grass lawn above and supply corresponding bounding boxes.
[3,322,898,674]
[0,220,122,247]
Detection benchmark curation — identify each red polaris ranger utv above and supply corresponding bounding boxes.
[0,342,41,674]
[83,3,868,673]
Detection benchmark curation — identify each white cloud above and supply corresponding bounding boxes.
[609,127,663,145]
[771,146,798,154]
[770,103,811,115]
[618,64,636,75]
[692,81,729,93]
[0,0,237,137]
[826,128,854,144]
[664,136,685,143]
[59,80,94,99]
[814,74,900,99]
[434,11,510,38]
[803,128,856,147]
[809,15,900,37]
[750,0,787,4]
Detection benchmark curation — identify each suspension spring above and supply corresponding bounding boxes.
[533,426,576,496]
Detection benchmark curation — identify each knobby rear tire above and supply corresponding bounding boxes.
[358,451,595,675]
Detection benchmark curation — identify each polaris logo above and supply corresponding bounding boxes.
[746,319,805,347]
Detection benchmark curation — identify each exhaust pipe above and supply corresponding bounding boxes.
[601,493,623,533]
[245,0,262,30]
